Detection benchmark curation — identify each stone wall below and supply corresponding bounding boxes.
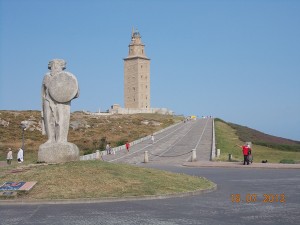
[109,107,173,115]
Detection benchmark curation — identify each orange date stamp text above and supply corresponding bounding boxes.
[231,193,286,203]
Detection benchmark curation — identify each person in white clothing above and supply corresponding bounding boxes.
[151,134,155,144]
[7,148,13,165]
[17,148,24,163]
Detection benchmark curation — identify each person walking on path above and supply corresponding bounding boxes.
[125,141,130,152]
[17,148,24,163]
[7,148,13,165]
[106,143,111,155]
[151,134,155,144]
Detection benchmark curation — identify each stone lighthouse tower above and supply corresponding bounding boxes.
[124,28,150,109]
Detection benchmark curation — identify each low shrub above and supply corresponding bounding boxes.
[116,140,126,147]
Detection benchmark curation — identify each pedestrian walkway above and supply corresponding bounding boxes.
[103,118,214,165]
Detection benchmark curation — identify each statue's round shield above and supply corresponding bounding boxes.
[48,72,78,103]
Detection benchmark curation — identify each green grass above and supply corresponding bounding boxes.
[215,119,300,163]
[0,161,215,200]
[279,159,296,164]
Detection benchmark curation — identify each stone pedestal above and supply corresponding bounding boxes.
[38,142,79,163]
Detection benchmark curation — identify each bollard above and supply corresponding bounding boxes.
[95,150,100,160]
[144,151,149,163]
[191,149,197,162]
[228,154,232,161]
[217,149,220,157]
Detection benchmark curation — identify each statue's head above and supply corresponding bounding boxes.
[48,59,66,71]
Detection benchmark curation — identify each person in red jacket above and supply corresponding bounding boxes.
[237,143,250,165]
[242,144,250,165]
[125,141,130,152]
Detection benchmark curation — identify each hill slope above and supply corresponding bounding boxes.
[214,118,300,163]
[0,110,183,161]
[226,121,300,152]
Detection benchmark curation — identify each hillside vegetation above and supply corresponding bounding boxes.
[214,118,300,163]
[227,121,300,152]
[0,110,183,162]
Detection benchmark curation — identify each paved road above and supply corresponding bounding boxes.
[103,118,213,165]
[1,118,299,225]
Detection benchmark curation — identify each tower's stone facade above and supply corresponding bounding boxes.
[124,29,150,109]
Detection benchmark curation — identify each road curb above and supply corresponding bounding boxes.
[0,183,217,205]
[183,161,300,169]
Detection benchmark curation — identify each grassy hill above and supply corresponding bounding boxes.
[214,118,300,163]
[0,110,183,162]
[0,160,215,200]
[226,120,300,152]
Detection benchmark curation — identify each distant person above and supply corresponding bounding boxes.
[242,144,250,165]
[7,148,13,165]
[237,143,250,165]
[106,143,111,155]
[17,148,24,163]
[247,144,253,163]
[125,141,130,152]
[247,143,252,155]
[151,134,155,144]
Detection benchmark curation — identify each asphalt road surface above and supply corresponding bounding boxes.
[103,118,214,165]
[1,118,299,225]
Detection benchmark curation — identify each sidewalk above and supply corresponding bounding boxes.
[183,161,300,169]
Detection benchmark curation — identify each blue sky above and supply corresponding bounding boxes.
[0,0,299,141]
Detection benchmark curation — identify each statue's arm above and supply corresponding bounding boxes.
[41,74,49,135]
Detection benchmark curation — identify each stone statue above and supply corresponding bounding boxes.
[38,59,80,163]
